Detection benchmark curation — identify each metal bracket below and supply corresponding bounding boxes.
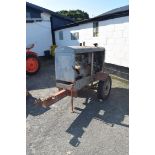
[95,71,109,81]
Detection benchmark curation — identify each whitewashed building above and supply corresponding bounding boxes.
[26,2,73,56]
[54,6,129,70]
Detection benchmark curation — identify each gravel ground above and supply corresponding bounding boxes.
[26,58,129,155]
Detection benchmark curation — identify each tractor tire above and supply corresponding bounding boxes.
[26,54,40,75]
[97,76,112,100]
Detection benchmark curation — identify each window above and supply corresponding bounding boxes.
[71,32,79,40]
[93,21,99,37]
[59,31,63,40]
[26,12,31,18]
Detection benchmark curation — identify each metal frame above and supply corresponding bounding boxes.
[37,49,110,112]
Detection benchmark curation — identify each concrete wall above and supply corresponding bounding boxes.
[55,16,129,67]
[26,13,52,56]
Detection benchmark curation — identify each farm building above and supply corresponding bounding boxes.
[54,5,129,71]
[26,2,74,56]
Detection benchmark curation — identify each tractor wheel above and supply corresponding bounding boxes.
[97,76,112,100]
[26,54,40,75]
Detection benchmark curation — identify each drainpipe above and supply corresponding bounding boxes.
[50,16,56,45]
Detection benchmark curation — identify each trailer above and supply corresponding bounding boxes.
[38,46,112,112]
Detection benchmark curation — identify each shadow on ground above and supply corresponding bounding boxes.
[26,58,56,91]
[26,94,50,118]
[66,87,129,147]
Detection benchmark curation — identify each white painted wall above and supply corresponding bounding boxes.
[26,13,52,56]
[55,16,129,67]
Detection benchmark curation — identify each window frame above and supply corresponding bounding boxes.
[59,31,63,40]
[26,12,31,18]
[93,21,99,37]
[71,32,79,40]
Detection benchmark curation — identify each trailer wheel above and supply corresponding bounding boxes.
[26,54,40,75]
[97,76,112,100]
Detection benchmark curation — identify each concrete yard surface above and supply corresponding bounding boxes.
[26,58,129,155]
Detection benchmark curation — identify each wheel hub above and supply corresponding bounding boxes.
[103,80,111,96]
[26,57,39,73]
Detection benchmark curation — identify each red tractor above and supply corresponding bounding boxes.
[26,44,40,75]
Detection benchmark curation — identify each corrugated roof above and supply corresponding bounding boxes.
[95,5,129,18]
[54,5,129,31]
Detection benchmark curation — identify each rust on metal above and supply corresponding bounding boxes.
[37,89,69,108]
[95,71,108,81]
[37,88,78,108]
[70,87,74,113]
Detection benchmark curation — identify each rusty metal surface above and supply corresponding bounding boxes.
[56,82,73,90]
[95,71,109,81]
[37,89,69,108]
[36,71,109,109]
[37,88,78,108]
[74,76,92,90]
[70,88,74,113]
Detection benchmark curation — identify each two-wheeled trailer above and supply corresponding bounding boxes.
[38,46,111,112]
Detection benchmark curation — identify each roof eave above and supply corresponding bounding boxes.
[53,10,129,31]
[26,2,74,22]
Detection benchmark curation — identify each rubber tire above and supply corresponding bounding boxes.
[26,54,40,75]
[97,76,112,100]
